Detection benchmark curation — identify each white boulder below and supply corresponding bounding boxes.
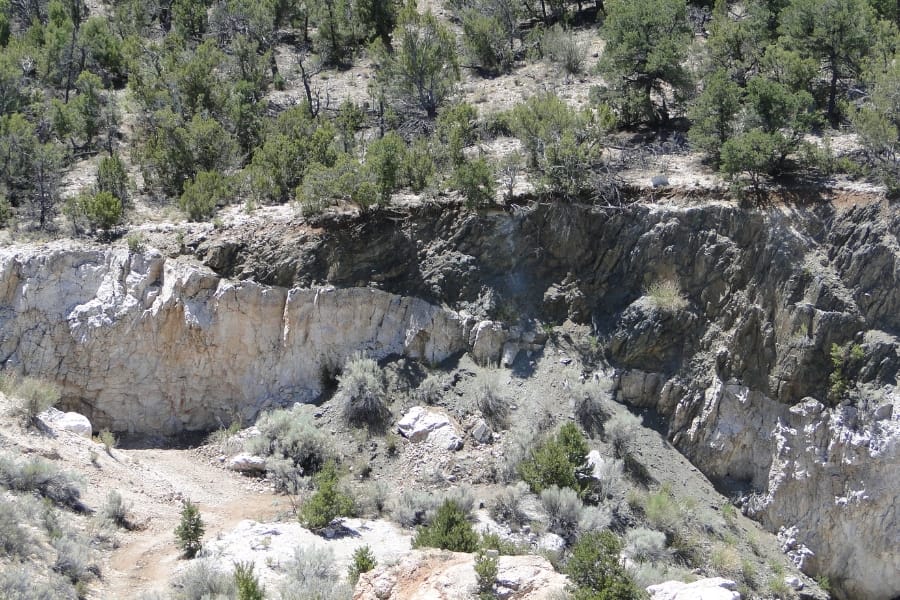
[39,407,92,438]
[397,406,463,450]
[227,453,267,473]
[647,578,740,600]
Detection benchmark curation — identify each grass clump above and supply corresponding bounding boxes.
[0,497,31,558]
[604,411,641,459]
[488,482,529,531]
[475,375,510,430]
[172,559,234,600]
[102,490,132,530]
[0,454,83,510]
[279,546,352,600]
[624,527,668,564]
[347,545,377,585]
[3,375,61,426]
[646,279,688,312]
[518,422,592,495]
[337,353,391,433]
[573,382,611,437]
[174,500,204,558]
[299,461,355,530]
[412,499,478,552]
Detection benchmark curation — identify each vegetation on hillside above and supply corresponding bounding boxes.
[0,0,894,235]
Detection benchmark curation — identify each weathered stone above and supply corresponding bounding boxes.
[38,407,92,438]
[397,407,462,450]
[0,246,473,434]
[646,577,740,600]
[472,419,493,444]
[227,453,267,473]
[354,550,567,600]
[470,320,506,366]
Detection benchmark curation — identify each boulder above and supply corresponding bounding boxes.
[397,407,463,451]
[38,407,92,438]
[227,453,267,473]
[472,419,493,444]
[647,577,740,600]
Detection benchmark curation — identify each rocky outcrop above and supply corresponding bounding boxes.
[0,244,475,433]
[4,199,900,599]
[647,578,740,600]
[353,550,568,600]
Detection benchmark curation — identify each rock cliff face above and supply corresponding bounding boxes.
[0,243,472,433]
[1,199,898,599]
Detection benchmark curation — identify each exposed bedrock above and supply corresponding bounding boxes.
[1,200,898,598]
[0,243,481,433]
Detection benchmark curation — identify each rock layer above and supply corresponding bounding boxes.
[0,244,473,433]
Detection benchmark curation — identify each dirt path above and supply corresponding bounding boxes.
[103,447,283,598]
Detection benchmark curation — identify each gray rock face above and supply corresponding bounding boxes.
[0,245,471,433]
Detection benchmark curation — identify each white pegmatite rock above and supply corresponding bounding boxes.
[0,244,479,434]
[647,578,740,600]
[38,407,92,438]
[227,453,267,473]
[397,406,463,451]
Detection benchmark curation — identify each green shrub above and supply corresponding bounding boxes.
[97,154,130,203]
[348,545,377,584]
[337,353,391,432]
[366,132,407,204]
[452,156,496,208]
[246,405,332,490]
[299,461,355,530]
[566,531,641,600]
[474,550,499,598]
[402,137,435,192]
[98,429,117,455]
[70,190,124,234]
[518,422,591,495]
[179,171,231,222]
[234,561,265,600]
[412,499,478,552]
[174,500,204,558]
[462,11,513,74]
[642,486,684,534]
